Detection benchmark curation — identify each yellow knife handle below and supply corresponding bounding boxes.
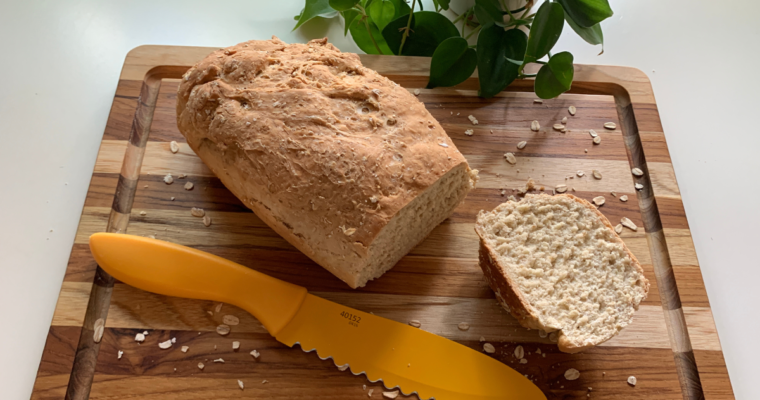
[88,232,307,336]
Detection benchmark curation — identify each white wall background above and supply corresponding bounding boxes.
[1,0,757,398]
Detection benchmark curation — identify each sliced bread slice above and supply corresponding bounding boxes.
[475,194,649,353]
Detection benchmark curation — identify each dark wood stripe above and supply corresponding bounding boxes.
[693,349,735,399]
[65,268,115,400]
[87,326,687,399]
[673,350,705,400]
[110,175,138,214]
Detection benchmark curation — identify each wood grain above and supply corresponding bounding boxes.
[31,45,733,399]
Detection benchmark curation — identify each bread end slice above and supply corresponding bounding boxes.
[475,194,649,353]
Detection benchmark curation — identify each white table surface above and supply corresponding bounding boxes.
[1,0,757,398]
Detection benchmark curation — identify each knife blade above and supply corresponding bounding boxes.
[89,233,545,400]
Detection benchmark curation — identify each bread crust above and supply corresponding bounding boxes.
[475,193,649,353]
[176,37,473,288]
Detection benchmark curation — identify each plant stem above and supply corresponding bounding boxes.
[521,0,534,19]
[465,24,482,40]
[398,0,417,55]
[363,17,383,54]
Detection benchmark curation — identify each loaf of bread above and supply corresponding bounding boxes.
[176,37,477,288]
[475,194,649,353]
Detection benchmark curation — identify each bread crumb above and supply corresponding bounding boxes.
[620,195,628,202]
[413,89,420,96]
[464,129,474,136]
[184,182,194,190]
[232,341,240,350]
[479,336,485,342]
[117,350,123,359]
[262,380,268,384]
[251,349,260,358]
[135,333,145,342]
[181,346,189,353]
[519,358,528,364]
[468,115,479,125]
[158,340,172,349]
[198,362,205,370]
[214,358,224,363]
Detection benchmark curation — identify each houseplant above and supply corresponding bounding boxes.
[293,0,611,99]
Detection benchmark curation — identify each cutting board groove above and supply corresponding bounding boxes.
[31,46,732,399]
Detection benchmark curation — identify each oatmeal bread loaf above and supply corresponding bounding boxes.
[475,194,649,353]
[177,37,477,288]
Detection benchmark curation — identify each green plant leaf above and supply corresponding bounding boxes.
[535,51,574,99]
[329,0,359,12]
[369,0,395,31]
[524,1,564,63]
[565,13,603,47]
[438,0,450,10]
[293,0,338,30]
[427,37,477,88]
[389,0,411,18]
[349,15,393,54]
[474,0,504,28]
[477,26,527,98]
[557,0,613,28]
[382,11,460,56]
[341,9,361,36]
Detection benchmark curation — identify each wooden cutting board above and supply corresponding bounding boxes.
[31,45,733,400]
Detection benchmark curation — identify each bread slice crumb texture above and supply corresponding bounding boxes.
[475,194,649,352]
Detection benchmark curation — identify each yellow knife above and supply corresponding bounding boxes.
[89,233,545,400]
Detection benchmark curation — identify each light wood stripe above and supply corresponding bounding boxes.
[73,206,700,266]
[51,282,721,351]
[93,140,680,196]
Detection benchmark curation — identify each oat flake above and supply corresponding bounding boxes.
[565,368,581,381]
